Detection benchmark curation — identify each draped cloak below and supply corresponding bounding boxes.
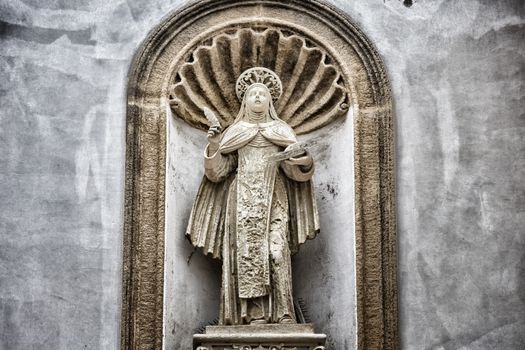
[186,119,319,324]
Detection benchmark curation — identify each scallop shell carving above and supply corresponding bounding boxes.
[168,28,349,134]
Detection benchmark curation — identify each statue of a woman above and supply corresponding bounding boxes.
[186,67,319,325]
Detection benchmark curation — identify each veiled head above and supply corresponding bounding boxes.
[234,68,283,123]
[245,83,272,114]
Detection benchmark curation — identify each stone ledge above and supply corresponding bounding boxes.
[193,324,326,350]
[205,324,316,334]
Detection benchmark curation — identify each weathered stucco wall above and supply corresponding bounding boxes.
[0,0,523,349]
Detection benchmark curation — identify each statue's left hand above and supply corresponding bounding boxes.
[283,144,312,166]
[284,154,312,166]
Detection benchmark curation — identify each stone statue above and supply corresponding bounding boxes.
[186,67,319,326]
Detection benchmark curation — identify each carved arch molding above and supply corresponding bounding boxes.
[122,1,398,349]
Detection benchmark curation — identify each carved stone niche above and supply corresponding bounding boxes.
[122,1,397,350]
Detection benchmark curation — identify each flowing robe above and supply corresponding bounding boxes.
[186,119,319,324]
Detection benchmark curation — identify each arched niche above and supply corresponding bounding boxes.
[121,1,397,349]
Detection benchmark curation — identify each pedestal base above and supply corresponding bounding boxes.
[193,324,326,350]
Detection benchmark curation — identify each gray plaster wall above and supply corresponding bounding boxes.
[0,0,523,349]
[164,111,222,349]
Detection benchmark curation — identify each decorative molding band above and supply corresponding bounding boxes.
[121,1,398,349]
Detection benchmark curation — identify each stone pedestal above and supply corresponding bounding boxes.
[193,324,326,350]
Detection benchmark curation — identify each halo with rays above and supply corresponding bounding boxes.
[236,67,282,102]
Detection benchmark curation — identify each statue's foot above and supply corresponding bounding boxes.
[250,318,268,325]
[278,316,296,324]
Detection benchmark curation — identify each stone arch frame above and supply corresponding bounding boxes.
[121,1,398,349]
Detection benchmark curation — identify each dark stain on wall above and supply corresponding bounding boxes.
[403,0,414,8]
[0,21,95,45]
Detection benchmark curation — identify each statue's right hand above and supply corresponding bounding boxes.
[207,125,221,139]
[207,125,221,148]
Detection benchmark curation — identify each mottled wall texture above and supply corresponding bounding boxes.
[0,1,523,350]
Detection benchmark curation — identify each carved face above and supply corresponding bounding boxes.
[245,84,271,113]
